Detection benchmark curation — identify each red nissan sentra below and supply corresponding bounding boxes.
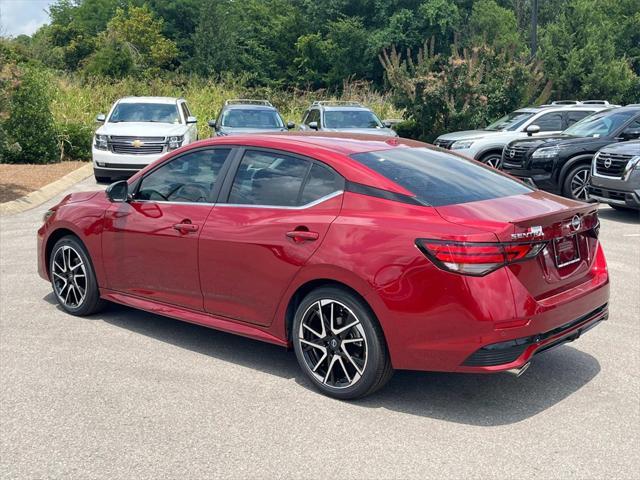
[38,133,609,399]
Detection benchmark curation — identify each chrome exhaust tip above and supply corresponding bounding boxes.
[506,362,531,377]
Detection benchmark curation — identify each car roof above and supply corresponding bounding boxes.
[223,104,277,111]
[118,96,181,104]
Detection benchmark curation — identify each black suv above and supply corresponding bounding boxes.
[501,106,640,201]
[208,99,294,136]
[589,140,640,211]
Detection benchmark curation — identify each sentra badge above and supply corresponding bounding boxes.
[511,225,543,240]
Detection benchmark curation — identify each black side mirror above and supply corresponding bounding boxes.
[106,180,129,203]
[382,120,392,128]
[287,121,295,130]
[208,119,217,129]
[526,125,540,137]
[308,121,319,131]
[620,128,640,141]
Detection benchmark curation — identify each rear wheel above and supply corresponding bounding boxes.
[479,152,502,168]
[49,236,105,316]
[562,164,591,201]
[292,287,393,400]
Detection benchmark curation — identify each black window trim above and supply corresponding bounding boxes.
[217,146,345,209]
[129,145,240,205]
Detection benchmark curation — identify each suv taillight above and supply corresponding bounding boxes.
[416,239,547,276]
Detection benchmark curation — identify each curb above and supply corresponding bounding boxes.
[0,164,94,216]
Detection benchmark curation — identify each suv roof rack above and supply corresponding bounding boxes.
[551,100,581,105]
[311,101,364,107]
[224,99,273,107]
[581,100,611,105]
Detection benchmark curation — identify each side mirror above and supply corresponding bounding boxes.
[96,113,106,123]
[383,120,392,128]
[619,128,640,141]
[106,180,129,203]
[308,121,319,131]
[526,124,540,136]
[287,121,295,130]
[186,115,197,124]
[208,119,217,129]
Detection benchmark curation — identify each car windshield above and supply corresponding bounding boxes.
[221,109,284,128]
[324,110,383,129]
[351,147,532,207]
[563,110,636,138]
[485,112,534,131]
[109,103,181,123]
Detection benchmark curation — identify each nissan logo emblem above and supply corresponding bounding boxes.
[604,157,612,169]
[509,149,515,158]
[571,215,581,231]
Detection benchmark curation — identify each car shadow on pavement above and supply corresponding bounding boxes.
[45,295,601,427]
[598,207,640,224]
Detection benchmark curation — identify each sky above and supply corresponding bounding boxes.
[0,0,54,37]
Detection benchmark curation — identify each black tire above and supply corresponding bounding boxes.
[292,286,393,400]
[562,164,591,201]
[94,175,111,184]
[479,152,502,168]
[49,235,105,316]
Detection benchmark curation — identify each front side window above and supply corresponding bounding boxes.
[136,149,231,203]
[564,110,636,138]
[220,109,284,129]
[323,110,382,129]
[180,102,191,120]
[306,109,320,125]
[109,103,181,124]
[567,110,592,126]
[351,147,532,207]
[485,112,534,131]
[534,112,563,131]
[228,151,311,206]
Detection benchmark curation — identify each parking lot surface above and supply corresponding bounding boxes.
[1,177,639,479]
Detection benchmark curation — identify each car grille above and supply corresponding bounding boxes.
[111,144,165,155]
[434,139,454,149]
[501,145,530,168]
[109,136,166,142]
[595,152,633,177]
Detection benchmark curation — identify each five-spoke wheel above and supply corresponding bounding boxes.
[564,165,591,201]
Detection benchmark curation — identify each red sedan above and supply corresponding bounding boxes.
[38,133,609,399]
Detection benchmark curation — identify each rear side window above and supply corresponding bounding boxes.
[350,148,532,207]
[300,163,343,204]
[229,150,311,206]
[567,110,591,126]
[534,112,563,131]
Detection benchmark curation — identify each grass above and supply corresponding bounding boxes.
[51,75,404,142]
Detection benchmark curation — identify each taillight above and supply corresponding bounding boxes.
[416,239,547,276]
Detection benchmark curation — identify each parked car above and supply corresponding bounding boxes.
[434,101,614,167]
[39,133,609,400]
[588,140,640,210]
[299,101,397,136]
[92,96,198,183]
[208,99,294,136]
[501,105,640,201]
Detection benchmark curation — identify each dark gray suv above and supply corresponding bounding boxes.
[589,140,640,210]
[208,99,294,136]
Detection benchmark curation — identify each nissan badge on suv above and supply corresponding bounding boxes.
[589,140,640,211]
[501,105,640,201]
[92,96,198,183]
[434,101,613,167]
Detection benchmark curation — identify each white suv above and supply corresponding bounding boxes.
[434,101,616,167]
[92,97,198,182]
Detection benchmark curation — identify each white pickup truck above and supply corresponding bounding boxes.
[92,96,198,182]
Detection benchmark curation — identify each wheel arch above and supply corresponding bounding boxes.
[476,147,504,162]
[45,228,89,278]
[557,154,594,184]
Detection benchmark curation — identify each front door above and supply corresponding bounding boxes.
[199,149,344,325]
[102,147,232,310]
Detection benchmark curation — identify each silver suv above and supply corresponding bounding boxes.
[589,140,640,211]
[434,101,616,167]
[299,101,397,137]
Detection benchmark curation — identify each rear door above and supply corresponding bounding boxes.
[102,147,233,310]
[199,148,344,326]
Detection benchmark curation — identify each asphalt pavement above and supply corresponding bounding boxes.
[1,177,639,479]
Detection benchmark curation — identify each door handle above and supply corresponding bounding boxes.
[173,223,199,234]
[286,230,319,242]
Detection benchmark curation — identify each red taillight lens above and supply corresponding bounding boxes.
[416,239,546,276]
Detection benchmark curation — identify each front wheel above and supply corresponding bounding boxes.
[480,152,502,168]
[292,287,393,400]
[562,164,591,201]
[49,236,105,316]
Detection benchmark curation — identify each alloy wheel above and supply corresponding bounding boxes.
[570,168,590,201]
[484,156,501,168]
[52,245,87,308]
[298,299,368,389]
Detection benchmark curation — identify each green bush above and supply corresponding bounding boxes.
[58,122,92,160]
[1,66,59,164]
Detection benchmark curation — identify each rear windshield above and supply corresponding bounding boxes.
[351,147,532,206]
